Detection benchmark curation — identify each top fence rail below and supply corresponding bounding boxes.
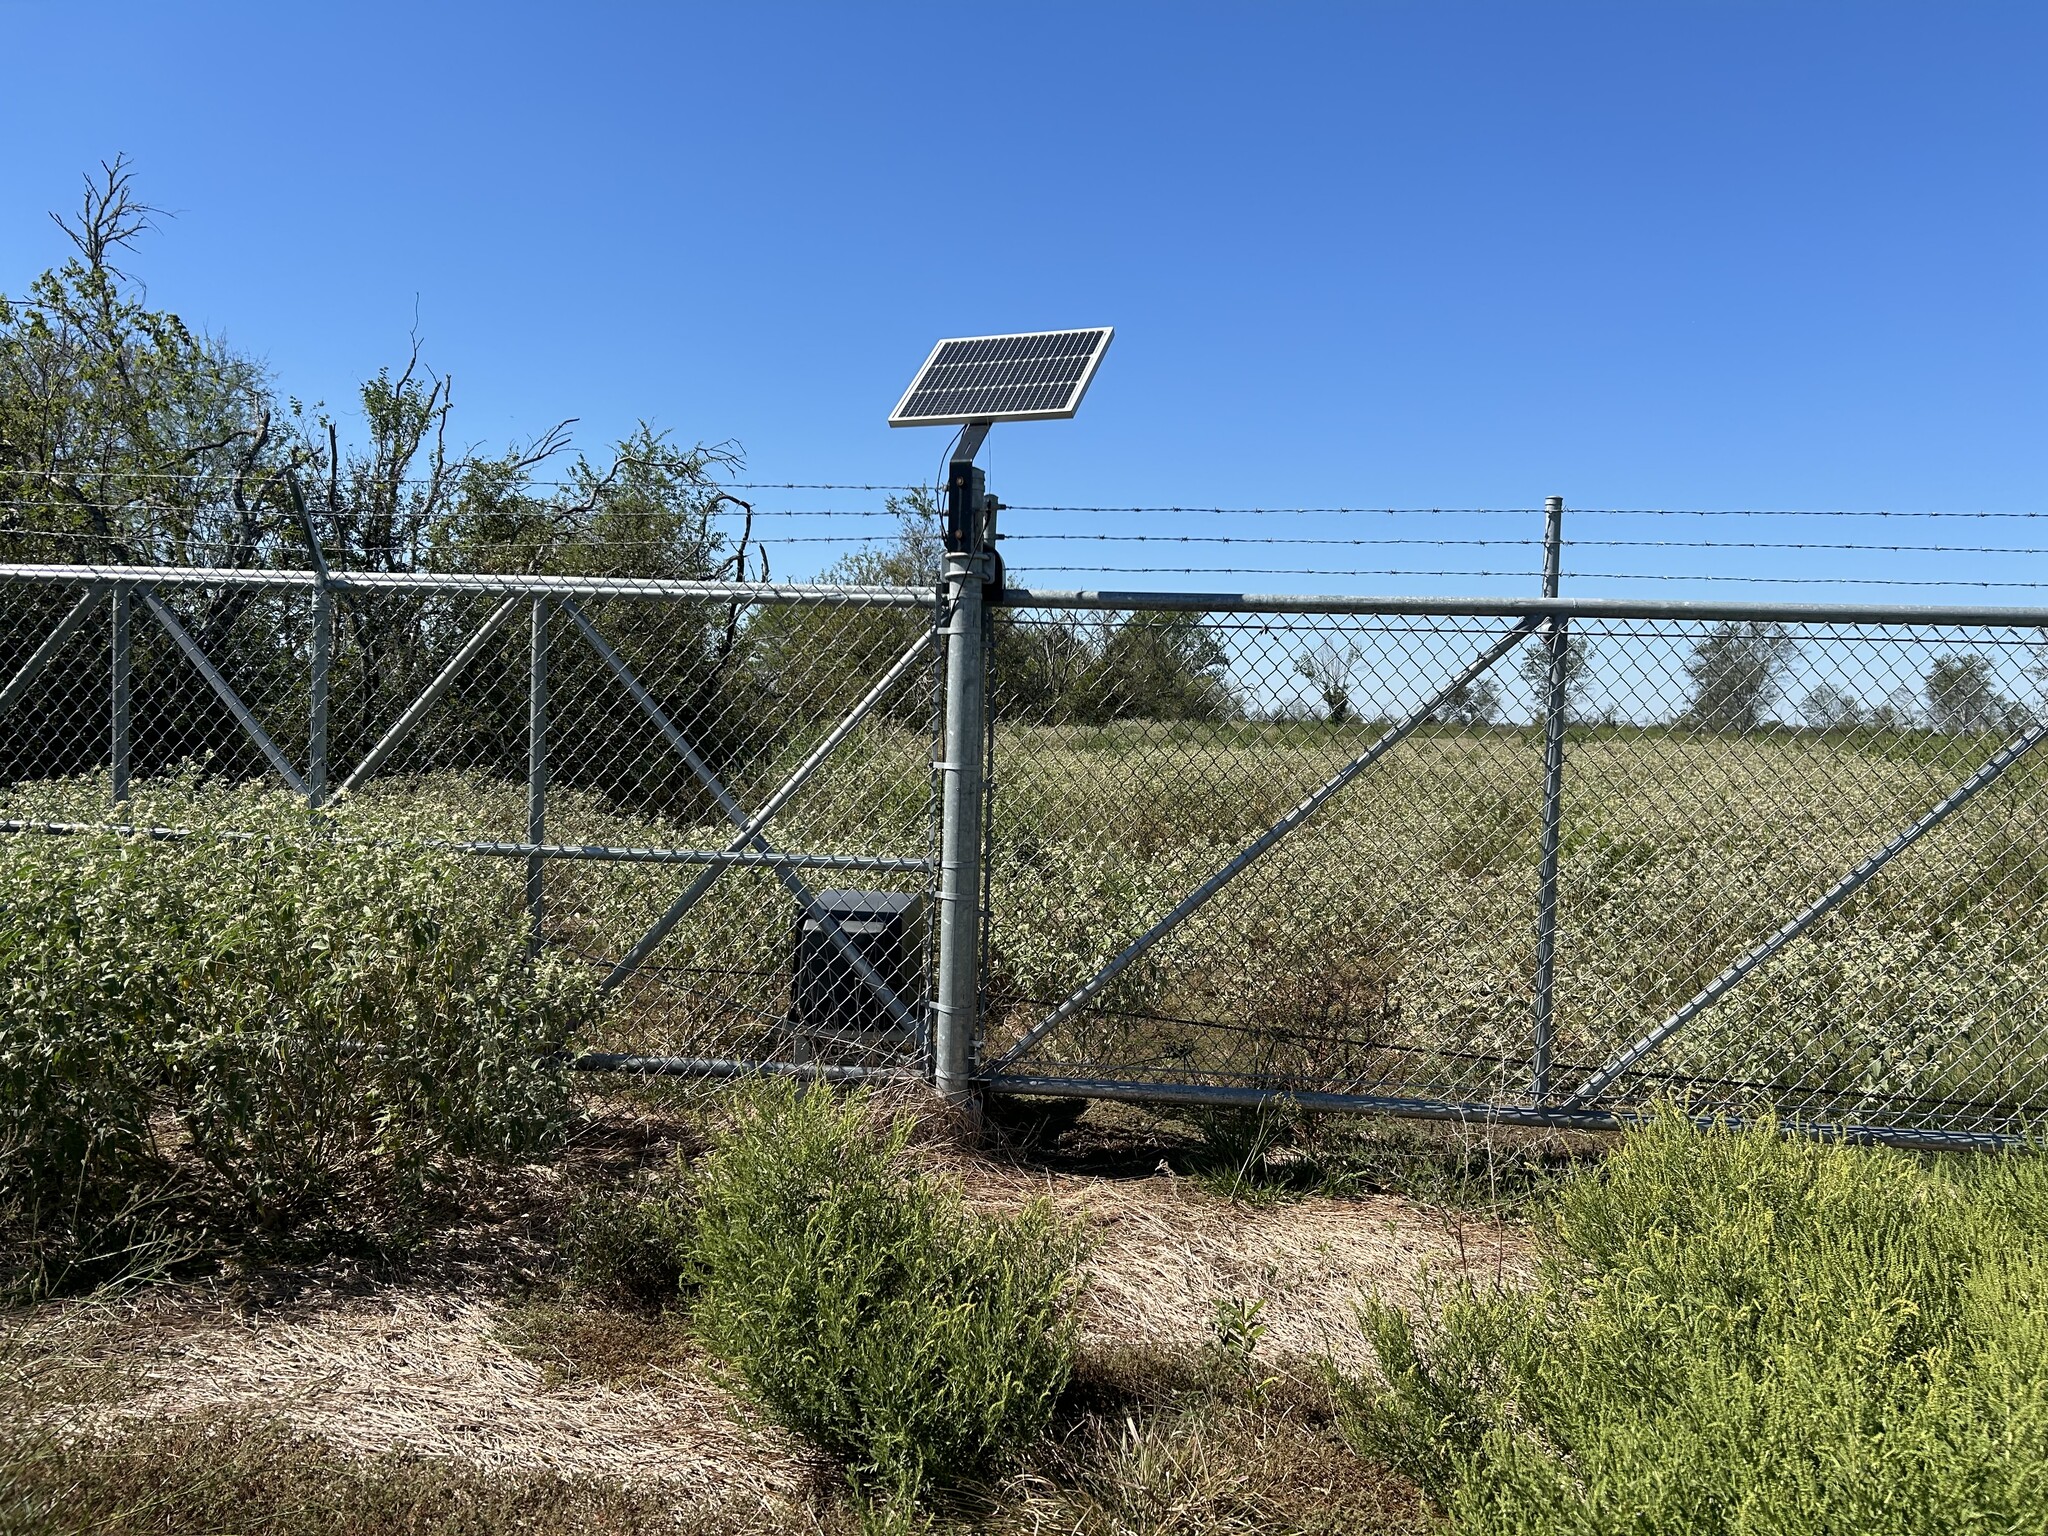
[0,564,939,605]
[7,566,2048,626]
[996,586,2048,628]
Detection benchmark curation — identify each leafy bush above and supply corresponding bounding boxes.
[0,798,593,1293]
[690,1082,1083,1505]
[1336,1114,2048,1532]
[560,1158,696,1305]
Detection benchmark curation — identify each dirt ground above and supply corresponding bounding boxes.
[14,1098,1535,1505]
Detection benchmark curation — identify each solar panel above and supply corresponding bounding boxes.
[889,328,1114,427]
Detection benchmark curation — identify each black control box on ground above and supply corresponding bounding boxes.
[790,889,926,1057]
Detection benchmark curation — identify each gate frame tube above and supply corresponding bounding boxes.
[140,590,308,798]
[601,625,936,992]
[0,582,105,719]
[559,598,924,1041]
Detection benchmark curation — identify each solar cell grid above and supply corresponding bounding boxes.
[889,327,1113,425]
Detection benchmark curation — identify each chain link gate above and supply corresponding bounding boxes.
[0,565,946,1079]
[975,590,2048,1150]
[10,560,2048,1147]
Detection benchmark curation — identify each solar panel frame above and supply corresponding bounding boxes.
[888,327,1114,426]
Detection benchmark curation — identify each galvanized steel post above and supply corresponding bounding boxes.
[526,596,550,956]
[1531,495,1568,1101]
[933,446,991,1108]
[309,591,331,808]
[293,476,334,810]
[110,585,131,805]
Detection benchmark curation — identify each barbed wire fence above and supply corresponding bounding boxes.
[4,489,2047,1145]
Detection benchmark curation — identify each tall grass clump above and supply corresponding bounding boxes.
[0,798,593,1295]
[1336,1113,2048,1533]
[691,1082,1083,1511]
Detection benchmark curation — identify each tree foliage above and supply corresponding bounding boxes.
[0,161,764,812]
[1685,621,1799,730]
[1517,628,1590,723]
[1924,653,2030,735]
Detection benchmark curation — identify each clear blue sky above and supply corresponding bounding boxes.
[1,1,2042,595]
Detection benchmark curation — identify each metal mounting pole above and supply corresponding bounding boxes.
[309,592,331,807]
[1531,496,1568,1102]
[526,596,549,957]
[110,585,131,806]
[293,476,333,809]
[933,428,992,1107]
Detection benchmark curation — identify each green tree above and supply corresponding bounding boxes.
[0,159,754,810]
[1799,682,1867,730]
[1518,629,1590,723]
[1074,610,1234,723]
[1430,676,1501,726]
[1924,653,2009,734]
[1685,622,1798,730]
[1295,640,1358,724]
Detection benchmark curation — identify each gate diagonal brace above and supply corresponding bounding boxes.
[601,625,937,993]
[141,590,308,798]
[993,617,1542,1072]
[0,582,105,719]
[1565,715,2048,1109]
[338,596,524,796]
[559,599,924,1042]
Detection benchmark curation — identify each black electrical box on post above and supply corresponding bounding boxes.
[790,890,927,1062]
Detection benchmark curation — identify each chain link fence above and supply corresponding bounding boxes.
[982,593,2048,1147]
[0,566,944,1077]
[8,561,2048,1145]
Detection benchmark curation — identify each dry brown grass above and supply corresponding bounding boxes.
[19,1292,819,1509]
[3,1412,820,1536]
[940,1152,1527,1373]
[991,1403,1432,1535]
[4,1093,1522,1532]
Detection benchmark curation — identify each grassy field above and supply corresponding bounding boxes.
[6,706,2047,1134]
[989,716,2048,1133]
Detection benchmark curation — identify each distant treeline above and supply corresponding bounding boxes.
[4,163,2034,816]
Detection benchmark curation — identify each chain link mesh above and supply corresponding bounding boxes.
[0,570,943,1074]
[11,563,2048,1141]
[983,600,2048,1141]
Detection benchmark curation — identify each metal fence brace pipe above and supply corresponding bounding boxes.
[0,821,931,875]
[336,596,523,796]
[0,581,104,720]
[292,474,334,810]
[1565,715,2048,1108]
[559,599,924,1040]
[453,842,931,872]
[993,616,1543,1071]
[601,626,937,992]
[571,1053,884,1083]
[995,587,2048,629]
[140,590,309,799]
[309,586,331,808]
[0,564,939,605]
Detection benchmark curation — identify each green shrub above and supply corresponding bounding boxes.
[690,1082,1083,1505]
[1336,1114,2048,1533]
[560,1159,696,1305]
[0,798,594,1293]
